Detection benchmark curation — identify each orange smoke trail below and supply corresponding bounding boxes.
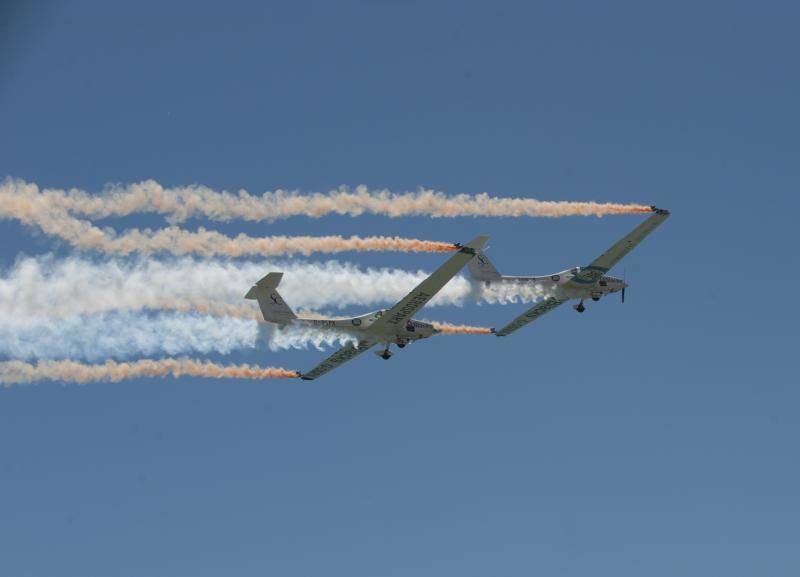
[63,298,492,339]
[160,300,329,322]
[0,189,455,256]
[431,321,494,335]
[0,358,300,386]
[154,302,492,335]
[2,178,653,223]
[97,229,455,257]
[157,301,263,321]
[19,292,485,334]
[131,301,488,335]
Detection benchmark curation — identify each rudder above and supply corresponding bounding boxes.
[245,272,297,323]
[467,251,502,282]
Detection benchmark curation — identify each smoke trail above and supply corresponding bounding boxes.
[0,256,466,318]
[137,303,495,338]
[0,307,381,360]
[0,188,454,257]
[1,256,550,321]
[2,178,653,222]
[0,258,517,362]
[266,324,358,352]
[0,308,488,362]
[431,321,493,335]
[0,358,299,387]
[477,280,553,305]
[0,312,261,360]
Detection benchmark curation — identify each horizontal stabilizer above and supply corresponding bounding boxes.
[245,272,283,300]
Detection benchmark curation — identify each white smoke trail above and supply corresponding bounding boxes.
[477,280,553,304]
[266,324,358,352]
[0,312,261,361]
[0,358,299,387]
[1,178,653,222]
[0,256,550,322]
[0,308,372,360]
[0,256,544,361]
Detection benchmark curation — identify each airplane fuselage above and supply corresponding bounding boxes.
[479,208,668,336]
[488,267,626,301]
[287,310,437,346]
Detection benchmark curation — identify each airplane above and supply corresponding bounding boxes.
[467,207,670,337]
[245,235,489,380]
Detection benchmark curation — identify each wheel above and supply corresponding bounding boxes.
[381,353,391,360]
[591,296,600,302]
[576,304,585,313]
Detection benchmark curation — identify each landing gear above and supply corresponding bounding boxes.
[591,296,600,302]
[377,344,393,360]
[397,343,406,349]
[573,300,586,313]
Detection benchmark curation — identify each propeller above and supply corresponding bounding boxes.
[621,267,627,304]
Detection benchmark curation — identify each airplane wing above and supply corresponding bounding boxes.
[368,235,489,334]
[566,208,670,287]
[299,235,487,380]
[300,339,376,380]
[493,296,569,337]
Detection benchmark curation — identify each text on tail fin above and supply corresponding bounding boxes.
[467,250,502,281]
[245,272,297,323]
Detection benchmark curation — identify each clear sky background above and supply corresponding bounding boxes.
[1,1,798,575]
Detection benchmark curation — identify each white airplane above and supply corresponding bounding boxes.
[468,207,670,337]
[245,235,489,380]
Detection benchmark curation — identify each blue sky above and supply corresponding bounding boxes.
[1,1,798,575]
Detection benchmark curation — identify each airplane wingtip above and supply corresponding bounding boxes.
[462,235,489,251]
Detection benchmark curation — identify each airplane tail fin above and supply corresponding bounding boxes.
[244,272,297,323]
[467,250,502,282]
